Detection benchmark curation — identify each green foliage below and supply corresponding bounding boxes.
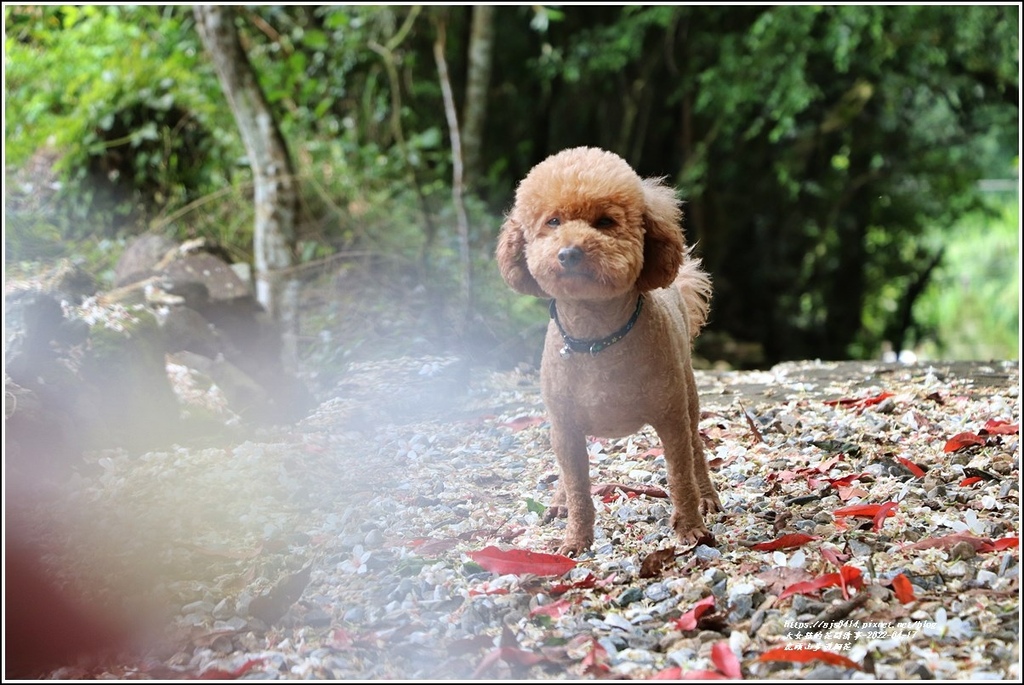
[4,4,1018,367]
[4,5,237,235]
[913,198,1020,360]
[673,4,1018,360]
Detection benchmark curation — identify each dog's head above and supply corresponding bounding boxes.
[496,147,685,300]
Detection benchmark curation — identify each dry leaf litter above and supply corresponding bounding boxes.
[22,358,1021,680]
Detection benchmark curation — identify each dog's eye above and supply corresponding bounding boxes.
[546,217,561,227]
[594,216,616,229]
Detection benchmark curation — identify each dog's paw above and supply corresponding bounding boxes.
[699,494,722,515]
[543,504,568,523]
[555,534,593,557]
[675,525,714,548]
[671,510,712,547]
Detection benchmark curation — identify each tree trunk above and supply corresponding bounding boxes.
[434,14,472,334]
[193,5,299,369]
[460,5,495,191]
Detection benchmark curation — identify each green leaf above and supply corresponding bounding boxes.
[302,29,329,51]
[525,498,547,516]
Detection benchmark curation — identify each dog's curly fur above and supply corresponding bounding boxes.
[497,147,721,555]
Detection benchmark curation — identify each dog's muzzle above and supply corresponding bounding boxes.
[557,245,584,269]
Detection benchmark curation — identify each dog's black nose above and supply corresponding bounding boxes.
[558,246,584,268]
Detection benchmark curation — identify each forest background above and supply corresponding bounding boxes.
[4,4,1020,373]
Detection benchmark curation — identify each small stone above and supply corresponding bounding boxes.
[645,582,671,602]
[949,541,977,560]
[343,606,365,623]
[617,587,645,607]
[668,647,698,666]
[727,593,754,622]
[213,616,247,631]
[694,544,722,562]
[181,600,215,615]
[181,612,208,627]
[363,529,385,548]
[611,647,656,665]
[212,598,234,620]
[945,560,971,577]
[697,630,721,643]
[848,539,873,557]
[304,608,332,627]
[791,595,827,614]
[806,665,847,679]
[906,662,935,679]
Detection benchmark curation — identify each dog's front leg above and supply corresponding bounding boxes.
[654,418,711,547]
[685,365,722,514]
[547,421,595,556]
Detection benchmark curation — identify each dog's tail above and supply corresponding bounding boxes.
[675,247,712,338]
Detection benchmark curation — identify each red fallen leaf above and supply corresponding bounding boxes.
[579,636,610,675]
[248,564,312,624]
[827,472,870,488]
[959,476,984,487]
[329,628,355,649]
[903,533,994,552]
[529,598,573,619]
[836,485,869,501]
[472,647,547,677]
[448,634,497,656]
[641,447,665,459]
[674,595,716,631]
[778,565,862,601]
[990,536,1019,551]
[820,546,849,569]
[769,469,802,483]
[896,456,926,478]
[591,482,670,500]
[468,546,576,577]
[806,455,844,474]
[751,533,819,552]
[640,547,678,578]
[652,667,730,680]
[740,402,765,444]
[872,501,899,532]
[549,573,598,595]
[711,642,743,679]
[500,415,546,431]
[407,537,459,556]
[833,502,898,519]
[758,645,861,671]
[681,670,731,680]
[825,391,893,409]
[943,431,986,452]
[473,626,550,677]
[199,658,265,680]
[838,565,864,600]
[982,419,1019,435]
[651,666,685,679]
[756,567,816,596]
[892,573,915,604]
[469,583,510,596]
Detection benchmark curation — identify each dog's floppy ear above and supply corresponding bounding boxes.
[636,177,686,291]
[496,215,549,298]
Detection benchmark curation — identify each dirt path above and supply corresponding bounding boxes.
[21,359,1021,680]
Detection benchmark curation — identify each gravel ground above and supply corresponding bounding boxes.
[18,358,1021,680]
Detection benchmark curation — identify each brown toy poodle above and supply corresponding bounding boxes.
[497,146,721,555]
